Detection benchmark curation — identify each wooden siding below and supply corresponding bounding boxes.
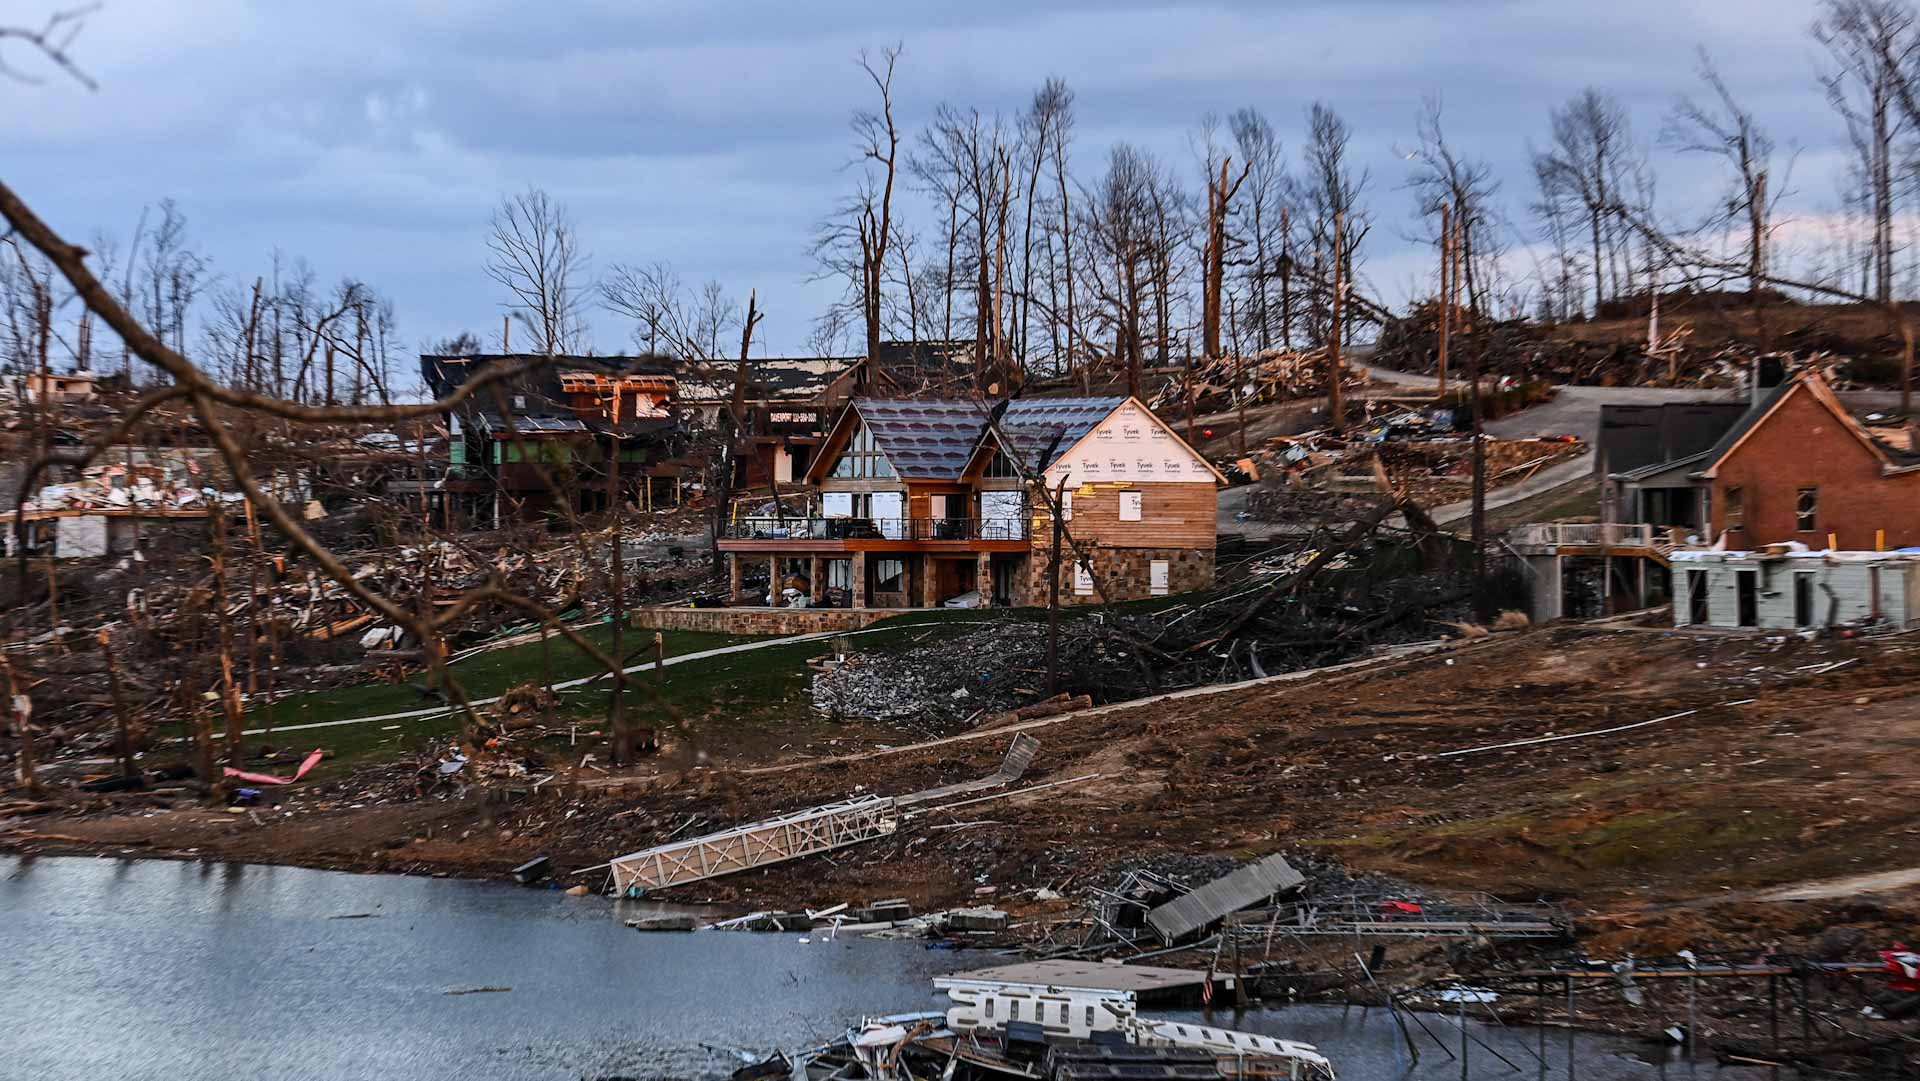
[1032,481,1217,550]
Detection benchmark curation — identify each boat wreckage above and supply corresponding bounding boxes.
[768,969,1336,1081]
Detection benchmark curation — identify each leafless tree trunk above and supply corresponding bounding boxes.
[1664,47,1783,344]
[1535,89,1637,312]
[486,186,589,355]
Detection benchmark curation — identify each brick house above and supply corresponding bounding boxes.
[718,396,1223,608]
[1703,370,1920,550]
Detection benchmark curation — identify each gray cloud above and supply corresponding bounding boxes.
[6,0,1847,356]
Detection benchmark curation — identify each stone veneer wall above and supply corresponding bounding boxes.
[628,606,899,636]
[1016,547,1214,606]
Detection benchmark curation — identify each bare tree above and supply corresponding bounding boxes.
[1814,0,1920,307]
[913,105,1013,385]
[1080,143,1162,395]
[1290,103,1370,347]
[138,200,210,363]
[1228,108,1285,350]
[1198,138,1249,364]
[1046,82,1080,381]
[1017,78,1073,368]
[1406,96,1501,317]
[1663,47,1792,345]
[601,260,683,355]
[0,4,97,89]
[1534,89,1638,310]
[486,186,589,355]
[811,46,902,368]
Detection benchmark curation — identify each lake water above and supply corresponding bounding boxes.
[0,856,1776,1080]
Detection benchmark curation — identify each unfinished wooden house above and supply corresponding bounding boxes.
[718,396,1223,609]
[419,354,683,524]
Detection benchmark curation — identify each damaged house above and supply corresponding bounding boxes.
[719,396,1223,608]
[674,355,876,490]
[1700,370,1920,550]
[420,353,684,525]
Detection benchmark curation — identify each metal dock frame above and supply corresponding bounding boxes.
[609,795,899,895]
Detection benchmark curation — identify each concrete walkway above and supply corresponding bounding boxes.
[240,619,984,737]
[1430,455,1593,527]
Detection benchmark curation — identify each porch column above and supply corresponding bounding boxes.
[728,553,743,604]
[976,552,992,604]
[768,555,781,606]
[809,556,825,605]
[852,551,867,608]
[921,555,940,609]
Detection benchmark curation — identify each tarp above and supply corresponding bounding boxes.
[224,748,324,786]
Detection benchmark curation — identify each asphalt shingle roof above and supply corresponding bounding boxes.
[852,399,993,479]
[850,396,1130,479]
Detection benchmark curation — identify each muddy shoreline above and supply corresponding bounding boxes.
[8,625,1920,1072]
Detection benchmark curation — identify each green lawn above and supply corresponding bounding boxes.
[250,614,997,769]
[256,623,755,731]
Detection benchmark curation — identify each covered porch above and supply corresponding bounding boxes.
[724,549,1022,609]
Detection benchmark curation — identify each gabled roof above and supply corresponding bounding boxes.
[993,397,1129,472]
[1699,371,1920,478]
[809,394,1226,485]
[803,399,993,482]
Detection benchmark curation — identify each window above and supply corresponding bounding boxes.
[1119,490,1143,522]
[830,423,895,478]
[873,558,904,593]
[1074,561,1093,595]
[1796,487,1818,532]
[984,447,1021,479]
[1725,486,1743,530]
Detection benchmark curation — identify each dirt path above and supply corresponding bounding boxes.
[1751,866,1920,901]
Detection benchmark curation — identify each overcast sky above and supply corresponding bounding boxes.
[7,0,1858,359]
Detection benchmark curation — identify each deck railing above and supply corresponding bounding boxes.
[1508,522,1658,549]
[722,516,1028,541]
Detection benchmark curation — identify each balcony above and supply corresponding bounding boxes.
[720,516,1029,543]
[1508,522,1681,563]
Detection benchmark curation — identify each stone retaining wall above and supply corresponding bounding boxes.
[628,605,901,636]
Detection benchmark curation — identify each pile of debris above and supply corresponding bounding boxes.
[1236,414,1584,522]
[810,624,1047,729]
[1375,302,1894,390]
[1147,346,1371,416]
